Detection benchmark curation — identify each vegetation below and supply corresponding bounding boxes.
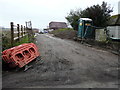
[13,35,30,46]
[2,27,35,51]
[50,28,74,34]
[2,35,33,51]
[2,36,11,51]
[66,1,113,30]
[49,28,77,40]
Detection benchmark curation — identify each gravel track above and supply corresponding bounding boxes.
[2,34,119,88]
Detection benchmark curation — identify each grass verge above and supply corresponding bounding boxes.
[2,35,35,51]
[49,28,74,34]
[49,28,77,40]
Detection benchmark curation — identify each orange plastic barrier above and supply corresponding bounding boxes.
[2,43,40,68]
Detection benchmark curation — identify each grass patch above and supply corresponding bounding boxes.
[49,28,77,40]
[13,35,30,46]
[2,35,35,51]
[50,28,74,34]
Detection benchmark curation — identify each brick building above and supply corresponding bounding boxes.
[49,21,67,30]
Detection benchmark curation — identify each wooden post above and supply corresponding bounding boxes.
[25,22,29,40]
[29,21,33,42]
[10,22,14,47]
[25,21,33,42]
[25,22,27,28]
[17,24,20,41]
[30,21,32,29]
[21,25,23,38]
[24,26,26,35]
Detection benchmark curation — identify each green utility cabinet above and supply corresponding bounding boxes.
[78,18,94,39]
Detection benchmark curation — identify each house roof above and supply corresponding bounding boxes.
[49,22,67,29]
[79,18,92,21]
[49,21,66,24]
[108,14,120,26]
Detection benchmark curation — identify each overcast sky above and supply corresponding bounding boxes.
[0,0,119,29]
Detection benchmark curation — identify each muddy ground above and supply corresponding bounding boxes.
[2,34,119,88]
[50,29,77,40]
[50,29,120,54]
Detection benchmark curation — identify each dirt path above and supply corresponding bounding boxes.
[3,34,119,88]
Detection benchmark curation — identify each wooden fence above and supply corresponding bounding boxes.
[10,22,28,46]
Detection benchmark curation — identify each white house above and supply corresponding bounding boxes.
[118,1,120,14]
[107,14,120,40]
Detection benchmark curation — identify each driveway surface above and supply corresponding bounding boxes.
[3,34,119,88]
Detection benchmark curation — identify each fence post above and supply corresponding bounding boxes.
[17,24,20,41]
[10,22,14,47]
[25,21,34,42]
[29,21,33,42]
[21,25,23,38]
[24,26,26,35]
